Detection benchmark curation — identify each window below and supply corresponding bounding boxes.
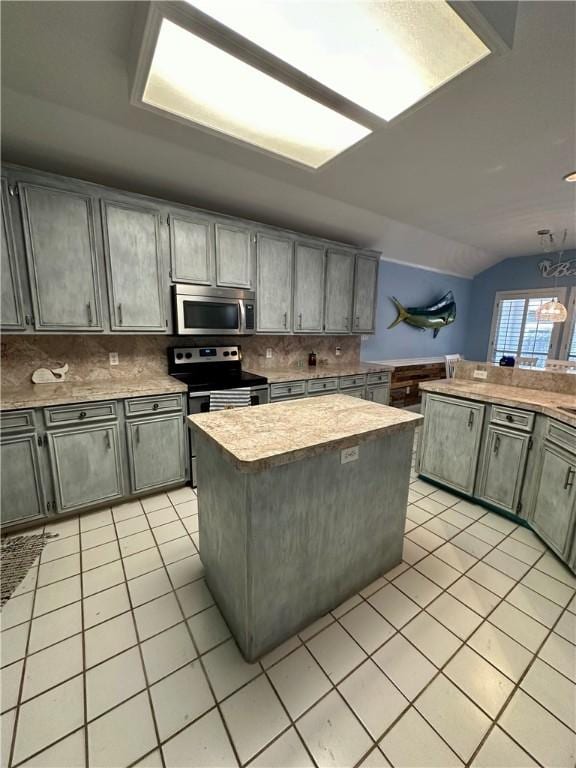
[488,289,568,368]
[561,293,576,361]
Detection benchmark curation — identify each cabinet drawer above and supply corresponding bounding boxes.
[546,419,576,454]
[124,394,183,417]
[270,381,306,399]
[307,378,338,394]
[339,374,366,389]
[0,410,36,433]
[366,372,390,386]
[490,406,535,432]
[44,401,117,427]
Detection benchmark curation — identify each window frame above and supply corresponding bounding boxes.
[559,289,576,361]
[487,287,569,364]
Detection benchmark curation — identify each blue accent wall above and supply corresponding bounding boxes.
[465,249,576,361]
[361,260,473,361]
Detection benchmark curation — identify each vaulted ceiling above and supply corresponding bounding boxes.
[1,1,575,276]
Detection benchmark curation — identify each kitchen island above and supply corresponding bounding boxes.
[188,394,422,660]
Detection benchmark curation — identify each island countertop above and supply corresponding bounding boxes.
[188,393,422,471]
[420,379,576,428]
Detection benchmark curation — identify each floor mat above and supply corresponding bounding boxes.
[0,533,57,607]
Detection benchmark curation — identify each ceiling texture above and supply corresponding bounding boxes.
[1,0,575,277]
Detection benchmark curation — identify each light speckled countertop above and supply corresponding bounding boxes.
[0,377,187,411]
[246,362,393,384]
[420,379,576,428]
[188,393,422,471]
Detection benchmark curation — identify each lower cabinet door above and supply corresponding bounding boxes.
[126,414,185,493]
[366,385,389,404]
[419,395,485,495]
[49,424,123,511]
[1,433,46,523]
[530,442,576,558]
[475,426,530,514]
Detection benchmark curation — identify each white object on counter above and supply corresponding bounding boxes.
[31,363,69,384]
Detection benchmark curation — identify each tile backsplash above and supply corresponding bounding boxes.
[0,335,361,387]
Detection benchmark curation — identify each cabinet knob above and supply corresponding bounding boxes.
[505,414,513,422]
[79,411,87,419]
[287,387,292,393]
[152,403,159,411]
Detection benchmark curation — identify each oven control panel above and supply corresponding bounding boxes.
[170,346,241,364]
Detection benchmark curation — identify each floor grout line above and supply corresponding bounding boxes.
[2,469,575,768]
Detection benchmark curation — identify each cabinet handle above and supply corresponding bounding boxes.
[283,312,287,329]
[25,315,31,326]
[493,434,500,455]
[467,410,474,429]
[564,467,575,491]
[344,316,349,328]
[298,313,302,329]
[79,411,87,419]
[104,431,111,450]
[86,302,93,325]
[37,435,42,447]
[135,425,140,444]
[355,316,360,328]
[117,303,123,325]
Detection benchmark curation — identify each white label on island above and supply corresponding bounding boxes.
[473,369,488,379]
[341,445,359,464]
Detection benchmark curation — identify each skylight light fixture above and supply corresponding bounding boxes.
[139,18,371,168]
[186,0,491,121]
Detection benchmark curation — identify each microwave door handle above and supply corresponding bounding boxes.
[239,299,246,333]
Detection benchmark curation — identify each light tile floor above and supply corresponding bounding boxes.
[1,441,576,768]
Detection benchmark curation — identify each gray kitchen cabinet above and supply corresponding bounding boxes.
[256,233,293,332]
[353,254,378,333]
[366,384,390,405]
[324,249,354,333]
[1,179,27,330]
[18,182,103,331]
[126,414,186,493]
[0,433,47,524]
[169,212,213,284]
[476,425,530,514]
[530,442,576,559]
[293,242,325,333]
[101,200,166,331]
[48,423,124,512]
[418,394,485,495]
[215,222,253,288]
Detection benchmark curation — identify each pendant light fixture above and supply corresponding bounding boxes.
[535,229,568,323]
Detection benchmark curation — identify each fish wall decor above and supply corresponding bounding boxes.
[388,291,456,338]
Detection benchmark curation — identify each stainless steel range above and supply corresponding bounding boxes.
[167,345,268,486]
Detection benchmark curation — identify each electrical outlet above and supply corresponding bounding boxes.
[473,369,488,380]
[266,348,273,359]
[335,346,342,357]
[109,352,119,366]
[341,445,359,464]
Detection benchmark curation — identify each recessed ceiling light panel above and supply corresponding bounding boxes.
[187,0,491,120]
[139,18,371,168]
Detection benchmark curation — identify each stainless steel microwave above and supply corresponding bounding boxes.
[173,285,256,336]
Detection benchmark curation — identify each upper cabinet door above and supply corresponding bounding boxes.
[324,250,354,333]
[102,200,166,332]
[1,180,26,330]
[256,233,293,332]
[353,254,378,333]
[293,243,325,333]
[169,213,213,285]
[215,223,253,288]
[19,183,103,331]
